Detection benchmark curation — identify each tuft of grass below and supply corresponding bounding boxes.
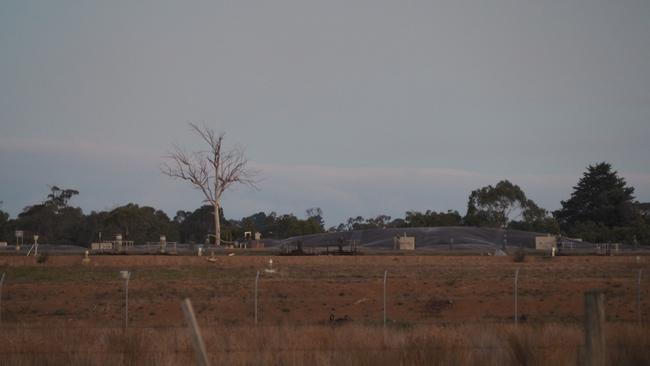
[513,249,526,263]
[36,253,49,264]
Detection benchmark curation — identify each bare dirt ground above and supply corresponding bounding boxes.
[0,254,648,329]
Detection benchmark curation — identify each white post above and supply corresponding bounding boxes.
[638,269,643,325]
[181,299,211,366]
[0,272,5,324]
[160,235,167,253]
[254,271,260,325]
[514,267,520,325]
[120,270,131,329]
[383,270,388,328]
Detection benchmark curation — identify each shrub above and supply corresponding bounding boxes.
[513,249,526,263]
[36,253,49,263]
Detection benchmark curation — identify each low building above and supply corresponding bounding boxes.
[394,234,415,250]
[535,236,557,250]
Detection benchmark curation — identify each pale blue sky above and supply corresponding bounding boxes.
[1,1,649,226]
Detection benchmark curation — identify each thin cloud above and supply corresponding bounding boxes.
[2,142,648,225]
[0,137,160,163]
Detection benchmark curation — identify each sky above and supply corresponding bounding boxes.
[1,0,649,227]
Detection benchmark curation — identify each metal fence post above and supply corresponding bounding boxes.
[181,299,211,366]
[125,273,130,329]
[254,271,260,325]
[0,273,5,325]
[383,270,388,328]
[584,291,606,366]
[636,269,643,325]
[514,268,520,325]
[119,270,131,329]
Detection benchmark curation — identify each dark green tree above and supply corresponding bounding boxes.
[365,214,392,229]
[555,162,636,229]
[175,205,245,243]
[174,205,218,243]
[15,186,84,244]
[305,207,325,234]
[346,216,365,231]
[464,180,556,232]
[404,210,462,227]
[554,162,641,242]
[508,200,560,234]
[100,204,179,244]
[46,186,80,213]
[0,201,9,241]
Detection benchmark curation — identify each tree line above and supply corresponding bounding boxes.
[0,188,325,246]
[0,162,648,245]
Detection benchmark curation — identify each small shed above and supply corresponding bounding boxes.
[394,234,415,250]
[535,236,557,250]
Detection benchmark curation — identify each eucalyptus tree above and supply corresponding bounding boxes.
[162,123,259,245]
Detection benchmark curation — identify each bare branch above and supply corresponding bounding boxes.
[162,123,260,244]
[161,144,215,204]
[217,145,260,196]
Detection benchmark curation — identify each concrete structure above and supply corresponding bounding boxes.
[394,234,415,250]
[90,239,134,253]
[535,236,557,250]
[249,241,265,249]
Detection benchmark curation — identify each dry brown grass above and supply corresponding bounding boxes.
[0,323,648,365]
[1,255,648,364]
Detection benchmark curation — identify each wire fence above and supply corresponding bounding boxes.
[0,264,648,328]
[0,259,649,365]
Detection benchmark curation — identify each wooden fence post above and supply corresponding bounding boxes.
[181,298,211,366]
[584,291,606,366]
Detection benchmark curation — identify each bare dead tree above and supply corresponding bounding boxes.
[162,123,259,245]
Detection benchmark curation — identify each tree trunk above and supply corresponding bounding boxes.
[214,202,221,246]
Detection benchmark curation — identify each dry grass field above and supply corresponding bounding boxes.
[0,254,649,365]
[1,323,649,365]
